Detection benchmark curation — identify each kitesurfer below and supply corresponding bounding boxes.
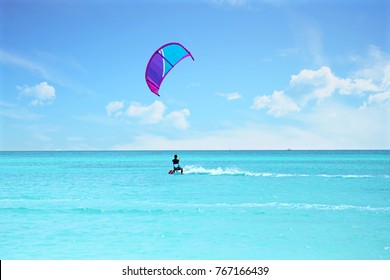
[172,154,183,174]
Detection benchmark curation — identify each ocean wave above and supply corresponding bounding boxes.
[183,165,310,177]
[184,165,263,176]
[183,165,382,178]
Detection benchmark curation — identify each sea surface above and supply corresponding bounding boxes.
[0,150,389,260]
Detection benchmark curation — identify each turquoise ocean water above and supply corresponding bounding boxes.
[0,150,389,260]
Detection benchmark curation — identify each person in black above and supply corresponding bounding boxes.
[172,154,183,174]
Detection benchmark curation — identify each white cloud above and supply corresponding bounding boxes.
[126,100,165,124]
[291,66,379,101]
[339,78,379,95]
[291,66,342,100]
[105,100,191,130]
[252,63,387,118]
[251,90,300,117]
[247,48,390,149]
[17,82,56,106]
[366,91,390,106]
[164,109,190,130]
[217,92,242,101]
[112,98,390,150]
[105,101,124,116]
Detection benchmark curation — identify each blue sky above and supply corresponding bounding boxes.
[1,0,389,150]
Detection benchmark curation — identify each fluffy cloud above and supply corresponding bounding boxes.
[291,66,379,101]
[106,100,190,129]
[251,90,300,117]
[253,59,389,117]
[164,109,190,130]
[17,82,55,106]
[126,101,165,124]
[105,101,124,116]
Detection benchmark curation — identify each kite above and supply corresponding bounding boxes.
[145,42,194,96]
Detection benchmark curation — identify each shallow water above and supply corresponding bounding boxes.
[0,150,389,259]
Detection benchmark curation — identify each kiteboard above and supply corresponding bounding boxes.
[168,170,181,175]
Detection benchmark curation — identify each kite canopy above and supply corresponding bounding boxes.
[145,42,194,96]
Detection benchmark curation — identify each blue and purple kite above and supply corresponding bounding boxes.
[145,42,194,96]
